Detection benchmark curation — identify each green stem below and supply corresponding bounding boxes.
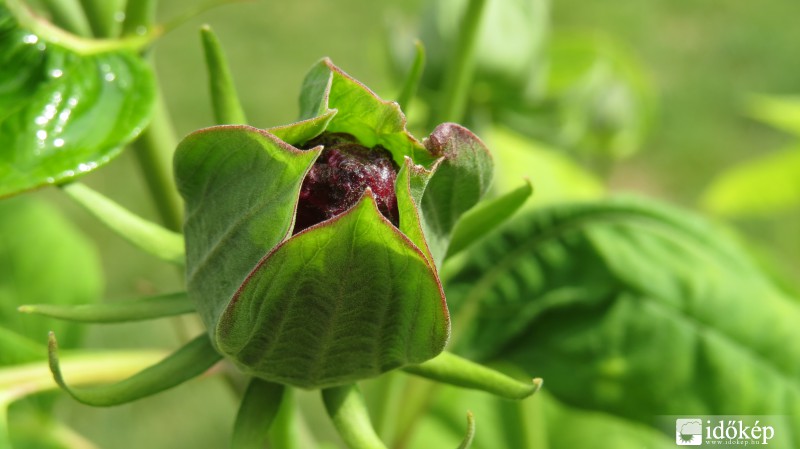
[131,87,185,232]
[269,388,301,449]
[121,0,157,36]
[78,0,119,37]
[396,40,425,114]
[437,0,487,124]
[5,0,157,54]
[369,372,404,442]
[323,384,388,449]
[40,0,92,36]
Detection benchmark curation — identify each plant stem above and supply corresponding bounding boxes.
[269,388,301,449]
[78,0,119,37]
[40,0,92,36]
[396,40,425,114]
[121,0,157,36]
[131,86,185,232]
[437,0,487,124]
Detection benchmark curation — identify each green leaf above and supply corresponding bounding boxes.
[746,95,800,137]
[322,384,388,449]
[61,182,185,265]
[701,145,800,217]
[446,179,532,259]
[486,127,604,204]
[201,25,247,125]
[421,123,494,265]
[0,196,102,353]
[407,387,674,449]
[232,378,285,449]
[403,351,541,400]
[446,197,800,440]
[218,194,448,388]
[19,291,194,323]
[48,332,221,406]
[175,125,320,335]
[0,4,156,197]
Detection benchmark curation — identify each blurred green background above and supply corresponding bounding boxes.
[13,0,800,447]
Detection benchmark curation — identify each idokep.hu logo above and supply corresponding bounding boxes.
[675,418,702,445]
[673,417,777,446]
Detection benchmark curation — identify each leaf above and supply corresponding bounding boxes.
[446,179,532,259]
[485,127,604,204]
[49,332,221,406]
[19,291,194,323]
[175,125,320,334]
[0,4,156,197]
[403,351,541,400]
[421,123,493,265]
[0,196,102,353]
[61,182,185,265]
[445,197,800,440]
[218,194,448,388]
[406,387,674,449]
[201,25,247,125]
[232,378,285,449]
[701,145,800,217]
[746,95,800,137]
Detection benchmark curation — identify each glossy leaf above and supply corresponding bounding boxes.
[219,194,448,388]
[19,291,194,323]
[48,332,221,406]
[175,125,320,333]
[0,196,102,352]
[445,197,800,439]
[232,378,285,449]
[701,145,800,217]
[0,4,155,197]
[421,123,493,265]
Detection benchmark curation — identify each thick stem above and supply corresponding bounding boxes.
[78,0,119,37]
[40,0,92,36]
[437,0,488,124]
[131,86,184,232]
[121,0,157,36]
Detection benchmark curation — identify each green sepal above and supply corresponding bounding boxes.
[232,378,285,449]
[19,292,193,323]
[0,3,156,197]
[175,125,321,334]
[297,58,438,167]
[403,351,542,400]
[421,123,494,265]
[48,332,221,406]
[218,193,449,389]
